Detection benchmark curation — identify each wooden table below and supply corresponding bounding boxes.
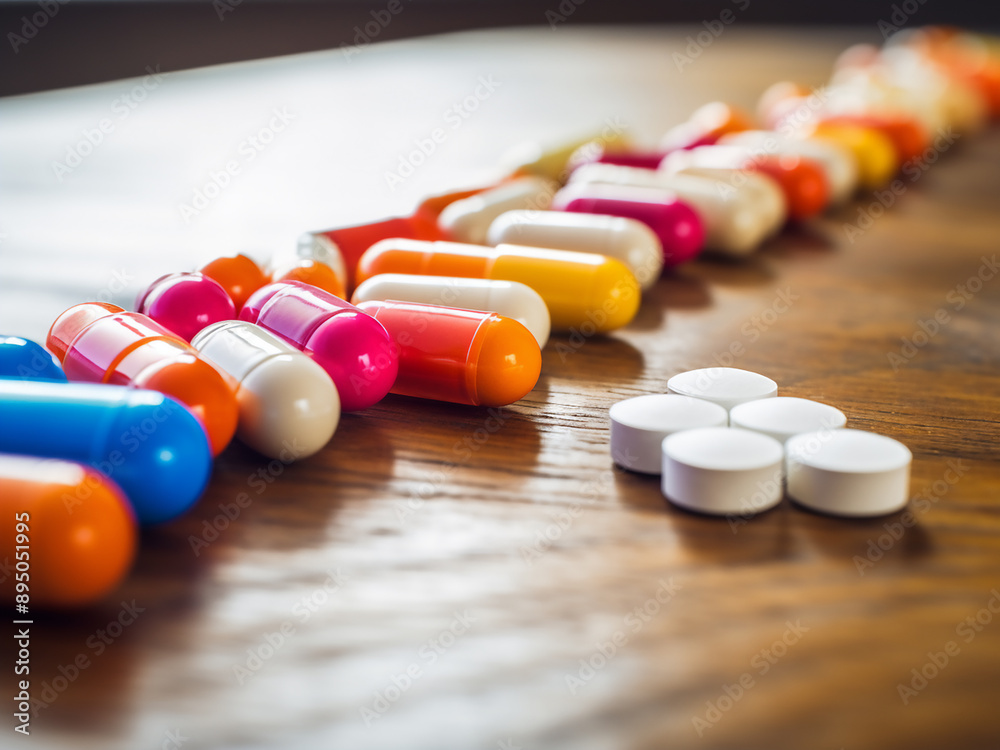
[2,24,999,750]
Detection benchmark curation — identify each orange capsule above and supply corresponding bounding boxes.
[199,253,269,312]
[820,114,929,165]
[270,258,347,300]
[0,455,136,607]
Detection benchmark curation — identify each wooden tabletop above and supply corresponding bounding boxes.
[2,24,999,750]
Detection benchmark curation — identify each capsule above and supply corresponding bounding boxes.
[817,113,929,166]
[0,380,212,524]
[486,210,664,289]
[671,167,789,234]
[567,165,782,256]
[437,176,558,245]
[357,239,640,332]
[719,130,859,204]
[355,300,541,407]
[272,237,349,300]
[48,303,238,456]
[660,145,830,221]
[191,321,340,459]
[199,253,270,312]
[0,454,136,607]
[0,336,66,381]
[352,274,551,348]
[804,121,898,190]
[136,272,237,342]
[551,183,705,266]
[503,128,631,182]
[239,281,398,412]
[660,102,754,152]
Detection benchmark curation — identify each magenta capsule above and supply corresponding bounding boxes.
[239,281,398,412]
[136,272,236,342]
[552,183,705,266]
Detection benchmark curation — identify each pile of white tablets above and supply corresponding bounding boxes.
[609,367,912,518]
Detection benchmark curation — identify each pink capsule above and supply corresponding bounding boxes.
[239,281,398,412]
[136,272,236,342]
[552,183,705,266]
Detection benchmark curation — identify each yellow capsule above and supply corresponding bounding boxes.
[357,239,640,333]
[806,122,898,190]
[503,128,631,183]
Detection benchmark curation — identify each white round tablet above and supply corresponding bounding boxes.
[667,367,778,414]
[610,394,728,474]
[661,427,785,516]
[785,429,912,517]
[730,397,846,444]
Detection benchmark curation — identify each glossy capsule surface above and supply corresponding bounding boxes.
[136,272,237,342]
[552,183,705,265]
[0,336,66,381]
[47,303,238,455]
[356,239,640,332]
[437,176,558,246]
[355,300,541,407]
[240,281,398,412]
[0,380,212,524]
[199,253,270,312]
[486,209,664,289]
[352,273,551,348]
[0,454,136,607]
[191,321,340,459]
[805,121,899,189]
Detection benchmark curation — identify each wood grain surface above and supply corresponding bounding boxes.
[1,24,999,750]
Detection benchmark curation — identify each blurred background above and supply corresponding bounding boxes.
[1,0,998,96]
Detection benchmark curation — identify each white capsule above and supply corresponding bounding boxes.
[281,232,349,288]
[662,166,788,238]
[719,130,859,204]
[191,321,340,459]
[351,273,551,348]
[569,164,780,256]
[437,176,558,245]
[485,210,663,290]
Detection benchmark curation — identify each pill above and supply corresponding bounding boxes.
[568,142,667,171]
[609,394,728,474]
[729,397,846,444]
[660,145,830,221]
[785,429,912,517]
[818,113,929,165]
[0,454,136,607]
[660,101,754,152]
[199,253,270,312]
[438,176,558,245]
[566,166,779,256]
[662,166,788,236]
[47,302,239,456]
[0,380,212,524]
[0,336,66,381]
[503,129,631,182]
[191,321,340,459]
[239,281,398,412]
[804,121,898,190]
[757,81,813,129]
[661,427,785,516]
[136,272,237,342]
[667,367,778,414]
[352,273,551,348]
[486,210,663,289]
[719,130,859,204]
[551,183,705,266]
[413,184,497,220]
[271,237,348,299]
[356,239,640,332]
[303,212,442,291]
[355,300,541,407]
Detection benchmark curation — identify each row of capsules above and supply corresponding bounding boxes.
[2,26,998,608]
